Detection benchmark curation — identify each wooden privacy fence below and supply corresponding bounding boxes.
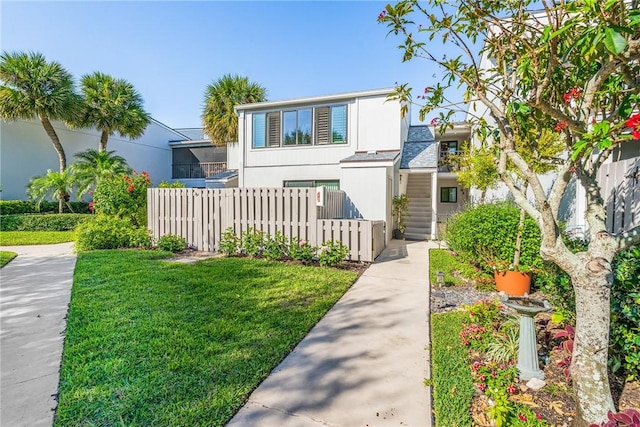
[598,157,640,234]
[147,187,385,262]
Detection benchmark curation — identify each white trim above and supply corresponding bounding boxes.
[235,88,395,112]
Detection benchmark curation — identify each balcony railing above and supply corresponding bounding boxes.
[172,162,227,179]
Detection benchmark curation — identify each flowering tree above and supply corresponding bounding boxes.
[380,0,640,424]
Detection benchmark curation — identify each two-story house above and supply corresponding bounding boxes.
[209,88,468,240]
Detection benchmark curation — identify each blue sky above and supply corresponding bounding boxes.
[1,1,455,129]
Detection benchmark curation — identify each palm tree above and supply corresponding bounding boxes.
[202,74,267,146]
[27,169,77,213]
[71,149,131,197]
[0,51,80,172]
[74,72,150,152]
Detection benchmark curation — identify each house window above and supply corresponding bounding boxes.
[283,109,312,145]
[440,141,459,158]
[284,180,340,190]
[440,187,457,203]
[253,105,347,148]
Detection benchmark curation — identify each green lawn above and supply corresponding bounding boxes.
[431,311,474,426]
[0,231,75,246]
[429,248,484,286]
[55,251,358,426]
[0,251,17,267]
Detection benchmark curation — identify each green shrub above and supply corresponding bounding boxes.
[92,171,151,227]
[219,227,240,256]
[289,237,317,263]
[318,240,349,268]
[610,246,640,381]
[157,234,186,253]
[0,213,92,231]
[445,201,542,273]
[263,232,289,261]
[75,215,152,252]
[0,200,90,215]
[240,228,264,257]
[158,180,186,188]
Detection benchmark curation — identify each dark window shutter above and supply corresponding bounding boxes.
[267,112,281,147]
[314,107,330,145]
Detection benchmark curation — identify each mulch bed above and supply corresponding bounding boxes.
[431,281,639,426]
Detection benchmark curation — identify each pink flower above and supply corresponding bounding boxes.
[430,117,439,126]
[536,413,543,420]
[554,121,568,132]
[518,414,527,422]
[477,383,486,391]
[507,384,516,394]
[626,113,640,139]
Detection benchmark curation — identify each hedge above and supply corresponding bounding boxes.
[0,200,90,215]
[0,214,92,231]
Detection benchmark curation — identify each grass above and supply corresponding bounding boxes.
[55,251,358,426]
[429,248,485,286]
[0,231,75,246]
[431,311,474,426]
[0,251,17,267]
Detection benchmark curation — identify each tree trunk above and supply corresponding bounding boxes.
[570,268,616,426]
[39,114,66,172]
[512,184,528,268]
[99,131,109,152]
[480,188,487,204]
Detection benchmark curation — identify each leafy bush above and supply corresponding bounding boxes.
[219,227,240,256]
[240,228,264,257]
[0,200,90,215]
[445,202,542,273]
[263,232,288,261]
[157,234,186,253]
[158,180,186,188]
[610,246,640,380]
[289,238,317,263]
[0,214,91,231]
[75,215,152,252]
[92,171,151,227]
[318,240,349,268]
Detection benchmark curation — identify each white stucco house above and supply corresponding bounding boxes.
[0,118,189,200]
[211,88,470,240]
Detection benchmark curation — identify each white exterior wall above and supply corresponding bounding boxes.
[236,92,403,193]
[340,165,392,222]
[1,119,176,200]
[437,176,466,221]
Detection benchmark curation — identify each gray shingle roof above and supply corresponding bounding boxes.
[401,126,438,169]
[340,150,400,163]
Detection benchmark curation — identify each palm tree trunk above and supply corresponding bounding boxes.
[99,131,109,152]
[39,114,66,172]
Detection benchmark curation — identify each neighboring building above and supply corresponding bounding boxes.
[0,118,187,200]
[227,88,468,240]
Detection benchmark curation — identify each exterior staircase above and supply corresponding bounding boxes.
[404,174,432,240]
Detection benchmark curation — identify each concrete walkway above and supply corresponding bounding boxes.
[0,243,76,427]
[228,239,437,427]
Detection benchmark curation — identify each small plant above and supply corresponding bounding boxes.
[263,232,289,261]
[241,228,265,257]
[462,298,504,330]
[392,194,409,234]
[486,327,519,363]
[589,409,640,427]
[289,238,317,263]
[158,180,186,188]
[75,215,152,251]
[157,234,186,253]
[318,240,349,267]
[553,324,575,381]
[218,228,240,256]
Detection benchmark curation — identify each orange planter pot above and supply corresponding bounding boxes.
[494,270,532,296]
